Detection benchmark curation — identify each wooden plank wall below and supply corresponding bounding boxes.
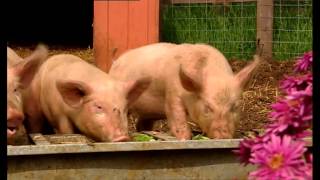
[93,0,159,73]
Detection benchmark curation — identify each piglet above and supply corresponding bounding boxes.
[22,53,151,142]
[109,43,262,140]
[7,45,48,145]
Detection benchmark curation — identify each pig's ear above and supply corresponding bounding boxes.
[179,55,207,93]
[14,44,48,88]
[124,77,152,106]
[56,80,92,108]
[179,64,204,93]
[234,55,262,90]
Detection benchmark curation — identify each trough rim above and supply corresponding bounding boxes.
[7,137,312,156]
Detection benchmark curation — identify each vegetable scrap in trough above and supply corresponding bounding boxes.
[132,133,156,142]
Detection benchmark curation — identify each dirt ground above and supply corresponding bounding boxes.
[11,45,296,139]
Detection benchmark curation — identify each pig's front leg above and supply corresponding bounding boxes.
[54,117,75,134]
[165,95,191,140]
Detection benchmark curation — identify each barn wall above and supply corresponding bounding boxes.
[93,0,160,72]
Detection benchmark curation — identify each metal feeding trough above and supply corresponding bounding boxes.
[7,133,312,180]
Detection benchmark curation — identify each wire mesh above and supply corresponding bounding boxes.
[161,0,312,60]
[273,0,312,60]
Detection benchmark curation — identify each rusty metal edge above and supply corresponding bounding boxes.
[7,137,312,156]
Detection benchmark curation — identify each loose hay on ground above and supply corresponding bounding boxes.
[12,45,95,64]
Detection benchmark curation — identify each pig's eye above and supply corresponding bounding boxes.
[13,84,22,93]
[13,88,19,93]
[230,103,239,112]
[204,105,213,114]
[95,105,103,112]
[92,103,105,115]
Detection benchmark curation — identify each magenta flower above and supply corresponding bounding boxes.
[266,122,311,139]
[297,153,313,180]
[249,135,307,180]
[280,73,312,94]
[294,51,313,73]
[304,154,313,179]
[234,138,255,165]
[267,88,312,138]
[234,135,271,165]
[305,152,313,164]
[303,163,313,180]
[236,50,313,180]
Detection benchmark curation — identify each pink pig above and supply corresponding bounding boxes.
[109,43,261,140]
[7,45,48,144]
[22,53,151,142]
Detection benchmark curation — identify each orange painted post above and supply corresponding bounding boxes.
[93,0,160,73]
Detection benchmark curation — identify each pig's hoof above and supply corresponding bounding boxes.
[7,128,17,137]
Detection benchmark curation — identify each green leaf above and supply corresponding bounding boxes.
[133,133,156,142]
[192,134,210,140]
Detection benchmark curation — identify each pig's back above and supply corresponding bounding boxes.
[109,42,177,80]
[38,54,115,106]
[110,42,234,82]
[187,43,234,76]
[40,54,111,84]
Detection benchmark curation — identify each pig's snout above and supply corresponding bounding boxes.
[7,107,24,137]
[110,130,130,142]
[209,130,233,139]
[207,123,234,139]
[108,127,130,142]
[111,135,130,142]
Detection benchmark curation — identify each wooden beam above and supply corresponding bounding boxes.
[256,0,274,58]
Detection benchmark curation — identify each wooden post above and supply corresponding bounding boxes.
[93,0,160,73]
[256,0,274,58]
